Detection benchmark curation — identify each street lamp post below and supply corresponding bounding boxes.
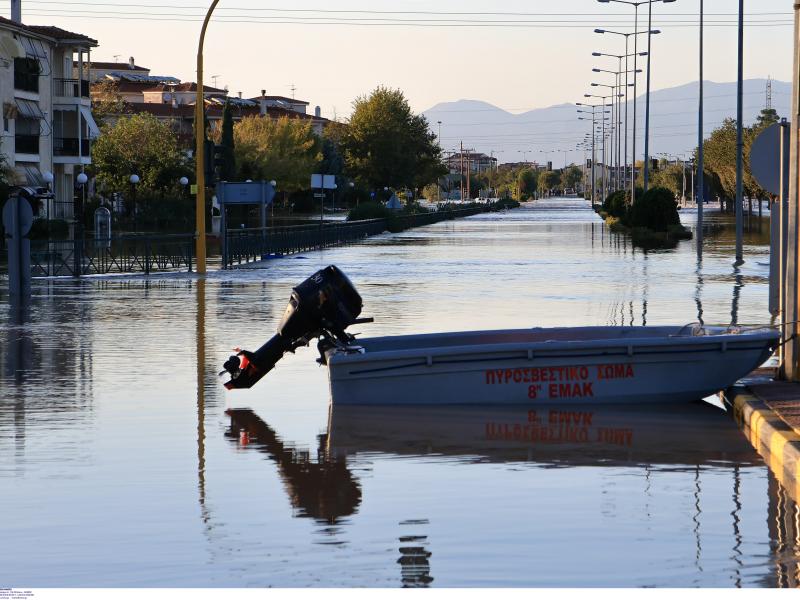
[599,0,675,192]
[75,171,88,276]
[595,26,659,204]
[584,94,618,202]
[577,103,609,204]
[592,52,646,190]
[194,0,220,275]
[129,173,140,232]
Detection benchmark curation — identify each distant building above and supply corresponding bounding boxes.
[0,14,99,220]
[77,56,149,83]
[249,93,309,115]
[446,152,497,175]
[142,82,228,106]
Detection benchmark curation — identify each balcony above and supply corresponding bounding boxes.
[15,134,40,155]
[54,137,91,157]
[54,78,91,99]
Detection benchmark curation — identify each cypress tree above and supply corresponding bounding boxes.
[221,100,236,181]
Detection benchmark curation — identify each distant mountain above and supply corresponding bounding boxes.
[423,79,791,168]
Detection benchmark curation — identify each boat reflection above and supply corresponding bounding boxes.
[227,402,758,524]
[225,409,362,524]
[326,402,760,467]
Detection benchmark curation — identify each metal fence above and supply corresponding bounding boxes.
[224,219,386,267]
[29,233,195,277]
[223,206,489,268]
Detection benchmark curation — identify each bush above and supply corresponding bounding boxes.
[29,218,69,240]
[602,190,629,220]
[493,198,520,210]
[347,201,395,222]
[628,186,681,232]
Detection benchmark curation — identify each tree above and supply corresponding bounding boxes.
[560,166,582,190]
[92,113,187,193]
[516,168,537,199]
[220,100,236,181]
[701,117,768,202]
[0,153,11,205]
[91,80,129,126]
[340,86,445,189]
[234,115,322,191]
[538,170,560,195]
[650,162,687,199]
[756,107,779,128]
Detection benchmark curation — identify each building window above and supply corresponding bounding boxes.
[13,57,41,93]
[3,116,8,132]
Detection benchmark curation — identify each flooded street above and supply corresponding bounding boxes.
[3,198,799,587]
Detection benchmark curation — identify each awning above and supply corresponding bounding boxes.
[0,33,24,59]
[15,98,44,120]
[20,165,44,187]
[79,105,100,139]
[20,36,47,59]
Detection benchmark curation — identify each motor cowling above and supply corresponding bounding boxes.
[222,265,364,390]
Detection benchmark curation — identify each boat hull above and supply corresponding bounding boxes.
[326,326,778,405]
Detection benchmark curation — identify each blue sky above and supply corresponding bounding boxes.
[3,0,794,118]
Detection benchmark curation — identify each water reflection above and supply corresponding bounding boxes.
[2,199,798,587]
[768,473,800,587]
[226,409,362,524]
[398,521,433,588]
[325,403,759,466]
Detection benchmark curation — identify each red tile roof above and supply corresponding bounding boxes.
[27,25,97,45]
[0,16,97,45]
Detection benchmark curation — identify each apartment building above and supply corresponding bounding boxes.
[0,12,98,220]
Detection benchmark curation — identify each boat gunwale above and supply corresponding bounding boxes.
[329,326,779,367]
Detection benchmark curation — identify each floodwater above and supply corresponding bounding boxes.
[2,197,799,588]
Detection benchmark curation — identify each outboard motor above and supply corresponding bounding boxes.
[222,265,368,390]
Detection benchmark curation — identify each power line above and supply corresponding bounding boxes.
[3,7,793,27]
[4,1,792,17]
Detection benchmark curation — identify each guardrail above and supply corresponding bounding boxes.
[223,206,490,268]
[29,233,195,277]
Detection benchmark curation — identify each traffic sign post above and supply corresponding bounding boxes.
[2,195,33,299]
[216,181,277,267]
[751,121,793,376]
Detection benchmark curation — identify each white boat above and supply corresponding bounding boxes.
[325,325,778,405]
[221,266,779,406]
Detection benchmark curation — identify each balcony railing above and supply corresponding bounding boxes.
[54,137,91,157]
[53,78,91,98]
[15,134,40,155]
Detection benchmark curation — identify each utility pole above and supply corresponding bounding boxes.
[734,0,744,263]
[460,141,464,201]
[785,2,800,379]
[697,0,704,255]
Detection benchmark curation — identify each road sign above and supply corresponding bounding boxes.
[311,174,336,189]
[216,181,276,205]
[2,196,33,237]
[750,122,784,195]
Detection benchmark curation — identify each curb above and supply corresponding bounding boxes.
[726,386,800,501]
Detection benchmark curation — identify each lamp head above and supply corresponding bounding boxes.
[129,174,140,185]
[76,172,88,185]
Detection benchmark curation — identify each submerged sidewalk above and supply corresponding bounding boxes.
[725,377,800,501]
